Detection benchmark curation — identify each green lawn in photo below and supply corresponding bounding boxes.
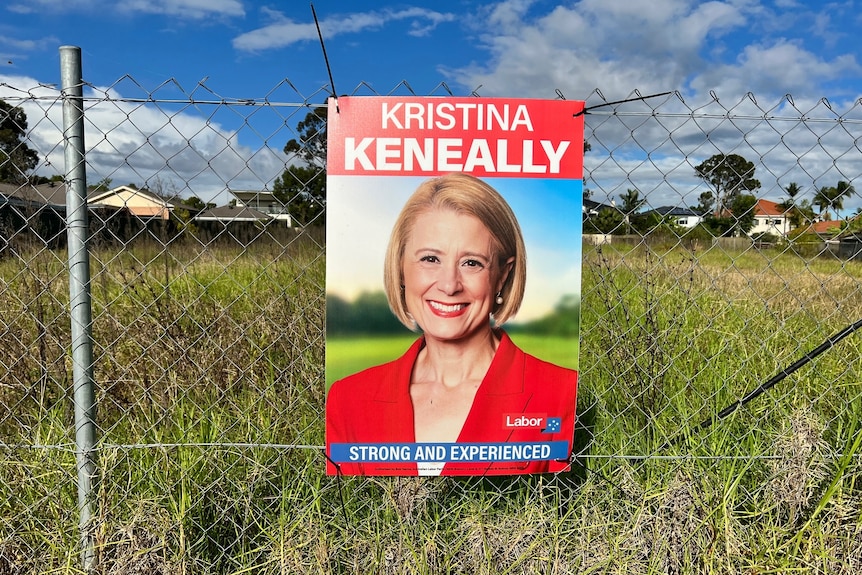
[506,332,579,371]
[325,331,579,388]
[326,334,417,388]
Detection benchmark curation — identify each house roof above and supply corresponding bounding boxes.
[754,199,785,217]
[583,198,615,212]
[0,181,68,207]
[88,185,175,208]
[0,182,176,207]
[789,218,853,237]
[807,220,845,234]
[644,206,701,217]
[230,189,281,202]
[194,205,271,222]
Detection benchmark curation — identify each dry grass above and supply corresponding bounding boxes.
[768,409,830,523]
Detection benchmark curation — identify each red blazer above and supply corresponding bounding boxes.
[326,331,578,476]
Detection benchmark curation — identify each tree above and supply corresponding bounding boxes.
[813,186,833,220]
[836,180,856,204]
[777,182,805,228]
[781,198,816,229]
[182,196,214,210]
[690,191,715,216]
[813,181,854,220]
[693,153,760,215]
[703,193,758,236]
[630,211,663,234]
[776,182,810,228]
[618,188,645,234]
[728,193,758,235]
[618,188,645,214]
[587,207,624,234]
[0,99,40,184]
[89,177,113,193]
[784,182,802,202]
[795,199,817,226]
[273,164,325,225]
[274,106,327,226]
[326,291,404,335]
[518,294,580,336]
[284,107,327,167]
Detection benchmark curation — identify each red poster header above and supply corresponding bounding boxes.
[327,96,584,179]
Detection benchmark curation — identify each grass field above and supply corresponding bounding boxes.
[2,235,862,573]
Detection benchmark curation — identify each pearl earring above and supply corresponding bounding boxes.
[495,291,504,305]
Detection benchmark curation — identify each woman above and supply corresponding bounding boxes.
[326,173,578,476]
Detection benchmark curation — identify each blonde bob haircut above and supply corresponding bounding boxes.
[384,172,527,331]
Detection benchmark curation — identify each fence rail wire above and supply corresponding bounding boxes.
[2,54,862,573]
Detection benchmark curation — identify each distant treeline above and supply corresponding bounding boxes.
[327,292,403,335]
[326,291,580,337]
[507,294,580,337]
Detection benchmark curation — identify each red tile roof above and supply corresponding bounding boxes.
[754,199,785,217]
[808,220,845,234]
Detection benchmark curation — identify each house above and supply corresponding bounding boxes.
[87,185,173,220]
[749,199,792,237]
[807,219,847,238]
[230,190,292,226]
[2,182,177,219]
[641,206,704,229]
[1,181,188,248]
[192,204,284,245]
[583,198,613,217]
[193,205,272,225]
[0,180,68,210]
[193,190,294,228]
[1,181,68,251]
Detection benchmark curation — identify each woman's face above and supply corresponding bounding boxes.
[402,208,511,343]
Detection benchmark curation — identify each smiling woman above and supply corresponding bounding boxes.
[325,173,578,477]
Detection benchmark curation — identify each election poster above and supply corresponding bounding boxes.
[325,96,584,476]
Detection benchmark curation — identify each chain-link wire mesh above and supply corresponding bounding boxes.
[2,64,862,573]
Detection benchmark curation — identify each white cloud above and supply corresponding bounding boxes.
[690,39,861,97]
[1,74,288,206]
[0,35,58,52]
[5,0,243,18]
[437,1,862,214]
[233,7,455,52]
[120,0,245,19]
[445,0,859,102]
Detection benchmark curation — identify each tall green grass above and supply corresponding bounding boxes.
[2,237,862,573]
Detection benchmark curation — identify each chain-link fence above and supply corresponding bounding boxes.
[2,47,862,573]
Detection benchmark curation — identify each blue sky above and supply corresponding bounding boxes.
[2,0,862,212]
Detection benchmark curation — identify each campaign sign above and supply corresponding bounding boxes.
[325,96,583,476]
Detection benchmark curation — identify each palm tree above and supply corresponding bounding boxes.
[785,182,802,200]
[813,186,836,220]
[778,182,804,228]
[814,181,856,220]
[784,182,802,208]
[619,188,645,215]
[618,189,645,234]
[835,181,856,214]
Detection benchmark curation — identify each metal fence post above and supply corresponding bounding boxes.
[60,45,98,573]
